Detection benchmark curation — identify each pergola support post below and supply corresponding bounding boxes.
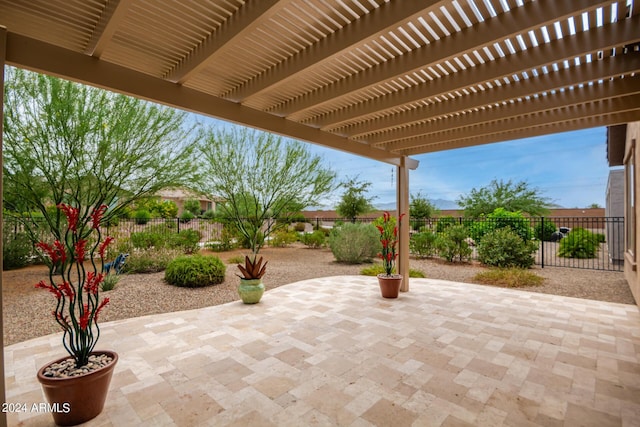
[397,157,410,292]
[1,25,8,427]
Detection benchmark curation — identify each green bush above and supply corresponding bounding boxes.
[130,231,165,249]
[435,225,472,262]
[134,209,152,225]
[293,222,306,232]
[124,249,181,273]
[168,229,201,254]
[534,220,557,241]
[477,227,537,268]
[180,211,195,223]
[101,274,119,291]
[594,232,606,243]
[436,216,457,232]
[410,231,438,258]
[183,199,201,216]
[558,228,599,259]
[202,209,216,219]
[165,254,226,288]
[300,230,326,248]
[3,224,34,270]
[328,222,379,263]
[270,230,298,247]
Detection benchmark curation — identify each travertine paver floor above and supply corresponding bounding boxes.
[4,276,640,426]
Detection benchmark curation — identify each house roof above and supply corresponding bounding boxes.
[2,0,640,169]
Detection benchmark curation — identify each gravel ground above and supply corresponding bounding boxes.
[3,244,636,346]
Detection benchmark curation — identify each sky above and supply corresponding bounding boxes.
[198,114,615,211]
[302,127,614,210]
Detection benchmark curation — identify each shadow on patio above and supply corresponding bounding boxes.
[5,276,640,426]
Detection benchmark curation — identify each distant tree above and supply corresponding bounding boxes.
[198,127,336,254]
[335,177,376,222]
[587,203,602,209]
[457,179,551,217]
[183,199,202,216]
[3,67,197,241]
[410,192,439,221]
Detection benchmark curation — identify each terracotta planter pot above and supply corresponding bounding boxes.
[377,274,402,298]
[238,278,265,304]
[37,350,118,426]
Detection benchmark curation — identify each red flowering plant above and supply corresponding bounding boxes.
[35,203,114,367]
[375,211,406,276]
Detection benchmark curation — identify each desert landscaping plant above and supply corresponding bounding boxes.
[410,231,438,258]
[360,263,426,278]
[435,225,472,262]
[558,228,599,259]
[300,230,326,248]
[477,227,537,268]
[472,268,544,288]
[165,254,226,287]
[329,222,379,263]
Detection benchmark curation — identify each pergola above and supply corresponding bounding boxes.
[1,0,640,418]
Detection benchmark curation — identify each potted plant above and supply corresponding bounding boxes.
[236,255,267,304]
[375,211,405,298]
[34,203,118,426]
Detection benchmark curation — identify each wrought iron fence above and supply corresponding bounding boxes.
[4,215,625,271]
[309,216,625,272]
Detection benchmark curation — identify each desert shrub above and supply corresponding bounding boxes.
[472,268,544,288]
[435,225,472,262]
[202,209,216,219]
[477,227,537,268]
[180,211,195,223]
[436,216,457,232]
[328,222,379,263]
[300,230,326,248]
[124,248,181,273]
[130,231,165,249]
[165,254,226,288]
[293,222,306,232]
[410,231,438,258]
[534,220,557,241]
[134,209,151,225]
[593,232,606,243]
[360,263,426,278]
[3,224,35,270]
[168,229,201,254]
[183,199,201,216]
[558,228,599,258]
[239,231,264,250]
[226,255,245,264]
[101,274,119,291]
[270,230,298,247]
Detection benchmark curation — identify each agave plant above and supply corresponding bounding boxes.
[236,255,268,280]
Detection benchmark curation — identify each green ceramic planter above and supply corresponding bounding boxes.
[238,278,265,304]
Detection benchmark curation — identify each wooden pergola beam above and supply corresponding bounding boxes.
[164,0,282,84]
[84,0,134,57]
[275,0,612,119]
[316,13,640,129]
[401,108,640,155]
[372,75,640,147]
[225,0,445,102]
[6,31,418,169]
[346,52,640,138]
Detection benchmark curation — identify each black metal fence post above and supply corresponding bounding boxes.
[540,216,545,269]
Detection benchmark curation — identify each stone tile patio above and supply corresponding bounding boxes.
[4,276,640,426]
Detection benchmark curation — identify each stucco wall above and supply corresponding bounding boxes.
[624,121,640,306]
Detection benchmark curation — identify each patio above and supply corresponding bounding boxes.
[5,276,640,426]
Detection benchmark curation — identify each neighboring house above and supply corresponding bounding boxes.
[156,188,220,215]
[607,123,640,306]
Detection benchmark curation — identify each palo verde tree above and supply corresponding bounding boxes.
[198,127,337,254]
[335,176,377,222]
[3,67,198,241]
[457,179,551,217]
